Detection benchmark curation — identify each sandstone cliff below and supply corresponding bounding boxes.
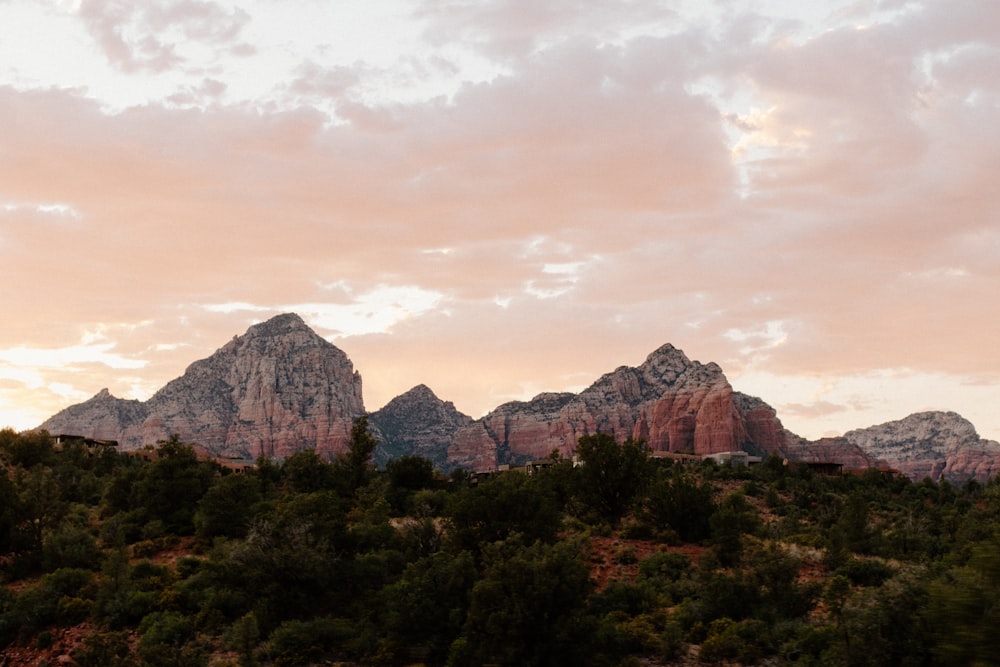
[40,313,364,460]
[446,344,792,471]
[783,435,879,471]
[37,315,1000,482]
[368,384,474,469]
[843,411,1000,483]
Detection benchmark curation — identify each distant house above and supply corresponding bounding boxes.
[649,451,703,465]
[702,451,762,467]
[522,460,554,476]
[801,461,845,476]
[53,434,119,449]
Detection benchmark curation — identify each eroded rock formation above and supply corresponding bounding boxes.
[40,313,364,460]
[37,314,1000,482]
[368,384,474,469]
[446,344,792,470]
[843,411,1000,483]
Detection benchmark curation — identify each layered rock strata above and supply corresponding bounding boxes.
[40,313,364,460]
[446,344,791,471]
[368,384,474,469]
[844,411,1000,483]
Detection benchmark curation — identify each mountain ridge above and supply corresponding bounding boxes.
[37,313,1000,481]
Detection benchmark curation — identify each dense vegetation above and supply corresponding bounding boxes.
[2,423,1000,666]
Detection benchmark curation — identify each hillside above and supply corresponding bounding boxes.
[2,428,997,666]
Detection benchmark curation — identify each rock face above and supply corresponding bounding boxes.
[783,436,878,471]
[843,412,1000,483]
[40,313,364,460]
[37,315,1000,482]
[446,344,792,471]
[368,384,474,469]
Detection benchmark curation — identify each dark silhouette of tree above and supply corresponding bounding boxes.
[574,433,653,524]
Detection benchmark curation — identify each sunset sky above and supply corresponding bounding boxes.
[1,0,997,442]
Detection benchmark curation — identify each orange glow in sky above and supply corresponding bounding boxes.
[1,0,998,442]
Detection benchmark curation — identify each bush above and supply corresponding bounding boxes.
[837,558,895,587]
[266,617,354,667]
[699,617,770,664]
[42,524,101,571]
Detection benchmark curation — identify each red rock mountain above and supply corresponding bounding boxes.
[445,344,795,470]
[40,313,364,460]
[368,384,474,469]
[843,412,1000,483]
[36,313,1000,482]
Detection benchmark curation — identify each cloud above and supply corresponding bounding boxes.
[778,400,851,419]
[0,1,998,442]
[78,0,252,73]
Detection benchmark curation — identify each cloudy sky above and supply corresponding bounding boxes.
[1,0,997,442]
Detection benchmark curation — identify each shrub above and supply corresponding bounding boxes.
[837,558,895,587]
[266,617,354,667]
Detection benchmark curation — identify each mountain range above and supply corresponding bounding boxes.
[38,313,1000,482]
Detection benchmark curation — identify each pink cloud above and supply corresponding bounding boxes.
[1,1,998,439]
[78,0,251,73]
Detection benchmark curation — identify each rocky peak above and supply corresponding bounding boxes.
[243,312,310,337]
[41,313,364,460]
[369,385,474,468]
[843,411,1000,482]
[447,342,789,471]
[40,388,147,443]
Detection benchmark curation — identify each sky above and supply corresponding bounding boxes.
[1,0,998,442]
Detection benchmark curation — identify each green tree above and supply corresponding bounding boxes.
[12,465,67,561]
[929,536,1000,665]
[379,550,477,663]
[446,471,561,555]
[709,490,761,566]
[195,472,263,539]
[574,433,653,524]
[456,537,594,666]
[336,415,378,497]
[0,428,55,468]
[281,449,335,494]
[132,436,215,534]
[384,455,438,515]
[642,467,716,542]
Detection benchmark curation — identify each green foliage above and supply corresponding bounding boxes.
[446,470,562,554]
[378,549,477,663]
[72,630,138,667]
[457,537,595,666]
[266,616,354,666]
[338,415,378,496]
[709,490,761,566]
[131,436,216,534]
[280,449,334,494]
[0,428,55,468]
[42,523,101,570]
[574,434,654,524]
[384,454,439,514]
[928,536,1000,665]
[837,557,896,587]
[227,612,261,667]
[195,472,263,539]
[642,467,716,542]
[6,423,1000,666]
[137,610,209,667]
[700,617,771,664]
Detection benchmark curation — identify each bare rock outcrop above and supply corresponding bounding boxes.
[843,411,1000,483]
[447,344,791,470]
[36,388,148,443]
[40,313,364,460]
[784,435,879,471]
[368,384,474,469]
[38,315,1000,483]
